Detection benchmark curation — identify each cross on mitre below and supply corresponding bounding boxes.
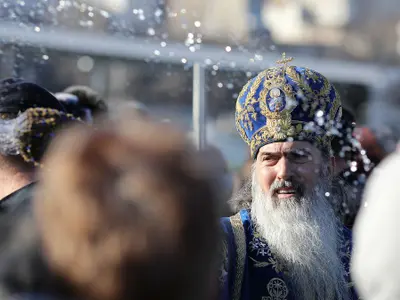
[276,52,294,69]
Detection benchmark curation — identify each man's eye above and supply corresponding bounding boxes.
[288,151,311,162]
[262,156,277,162]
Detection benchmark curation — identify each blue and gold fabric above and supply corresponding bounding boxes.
[219,209,356,300]
[235,54,342,158]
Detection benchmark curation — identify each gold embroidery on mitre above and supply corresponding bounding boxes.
[285,66,334,119]
[236,55,339,155]
[276,52,294,69]
[235,57,295,147]
[247,67,300,155]
[235,73,266,145]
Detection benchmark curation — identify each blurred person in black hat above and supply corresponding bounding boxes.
[0,78,79,247]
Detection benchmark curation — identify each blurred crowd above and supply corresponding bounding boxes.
[0,58,397,300]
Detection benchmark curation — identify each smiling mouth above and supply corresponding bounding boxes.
[276,188,296,194]
[275,188,298,198]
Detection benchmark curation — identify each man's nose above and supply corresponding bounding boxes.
[276,156,294,180]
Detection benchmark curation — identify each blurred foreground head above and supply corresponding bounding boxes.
[34,116,219,300]
[351,152,400,300]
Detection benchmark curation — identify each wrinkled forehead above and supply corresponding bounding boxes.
[258,141,322,156]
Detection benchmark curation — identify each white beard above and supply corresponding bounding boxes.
[251,169,350,300]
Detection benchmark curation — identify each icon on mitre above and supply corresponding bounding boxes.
[267,88,286,112]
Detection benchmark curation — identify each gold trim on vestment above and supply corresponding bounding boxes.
[230,212,246,300]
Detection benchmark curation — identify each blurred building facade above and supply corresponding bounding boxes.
[66,0,400,63]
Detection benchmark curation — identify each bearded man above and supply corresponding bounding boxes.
[220,56,357,300]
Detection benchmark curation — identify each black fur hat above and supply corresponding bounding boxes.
[0,78,66,114]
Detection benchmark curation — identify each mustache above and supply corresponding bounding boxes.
[270,179,305,196]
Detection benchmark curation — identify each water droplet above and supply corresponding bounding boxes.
[212,65,219,71]
[160,41,167,47]
[204,58,212,65]
[181,8,187,13]
[34,26,40,32]
[246,71,252,77]
[42,54,49,60]
[147,28,155,36]
[226,83,234,89]
[350,166,357,172]
[189,46,196,52]
[229,61,236,68]
[88,11,94,17]
[194,21,201,27]
[154,50,160,56]
[133,9,138,14]
[77,56,94,72]
[270,45,276,51]
[139,15,145,21]
[79,20,93,27]
[316,110,324,117]
[181,58,187,64]
[100,10,109,18]
[217,82,223,88]
[233,93,238,98]
[188,33,194,39]
[154,8,163,17]
[325,192,330,197]
[225,46,232,52]
[211,70,217,76]
[255,54,263,60]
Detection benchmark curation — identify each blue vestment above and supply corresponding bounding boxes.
[220,209,357,300]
